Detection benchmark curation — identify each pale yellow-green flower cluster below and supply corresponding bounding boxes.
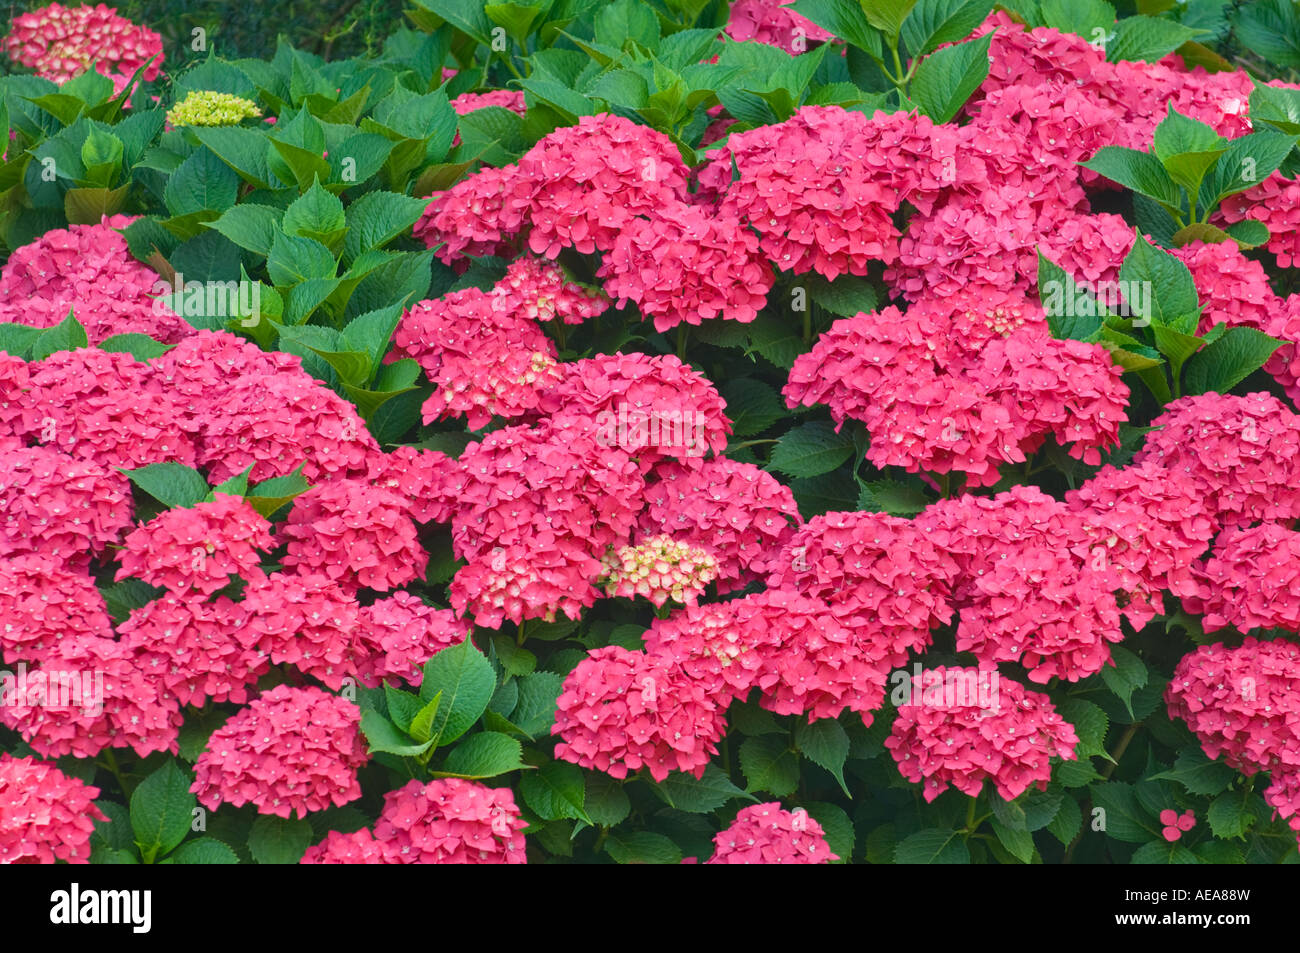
[166,91,263,127]
[600,535,718,608]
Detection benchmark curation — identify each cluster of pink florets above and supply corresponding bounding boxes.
[116,493,273,595]
[536,351,733,466]
[784,286,1129,488]
[0,204,473,769]
[0,444,132,562]
[278,479,426,593]
[598,199,773,332]
[0,754,105,864]
[723,0,831,56]
[301,778,527,864]
[0,216,190,344]
[4,3,163,92]
[495,255,609,325]
[417,114,774,329]
[1166,639,1300,845]
[191,685,369,819]
[416,113,690,262]
[553,645,729,781]
[885,666,1080,802]
[393,286,562,431]
[638,457,800,592]
[450,89,525,117]
[705,803,837,864]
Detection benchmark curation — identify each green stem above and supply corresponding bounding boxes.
[728,438,778,452]
[99,748,129,797]
[676,323,689,361]
[1101,722,1141,779]
[516,619,527,646]
[802,306,812,347]
[890,43,906,95]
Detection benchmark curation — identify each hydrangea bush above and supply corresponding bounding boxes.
[2,0,1300,866]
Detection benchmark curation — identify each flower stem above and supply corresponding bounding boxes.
[890,44,908,96]
[1101,722,1141,779]
[99,748,129,797]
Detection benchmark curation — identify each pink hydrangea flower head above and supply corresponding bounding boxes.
[191,684,368,819]
[701,106,970,277]
[450,89,526,116]
[516,113,692,258]
[1219,171,1300,268]
[769,510,959,668]
[414,162,533,263]
[492,255,609,325]
[279,479,426,593]
[598,199,773,332]
[0,632,182,759]
[972,332,1129,466]
[637,456,801,592]
[977,12,1108,98]
[372,778,527,863]
[1186,523,1300,635]
[0,445,133,562]
[0,216,188,343]
[0,554,114,663]
[115,493,273,595]
[1065,460,1217,614]
[954,550,1124,683]
[724,0,832,54]
[147,329,303,433]
[1170,238,1282,337]
[643,599,765,702]
[742,586,893,724]
[885,667,1079,802]
[1133,392,1300,528]
[783,302,1113,487]
[1166,638,1300,779]
[4,3,164,91]
[451,421,644,564]
[300,827,394,864]
[353,592,468,687]
[237,572,363,689]
[392,288,561,430]
[449,543,602,629]
[706,802,837,864]
[552,645,728,781]
[0,754,105,864]
[195,368,378,484]
[25,347,197,469]
[537,351,732,467]
[118,593,263,707]
[365,444,460,524]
